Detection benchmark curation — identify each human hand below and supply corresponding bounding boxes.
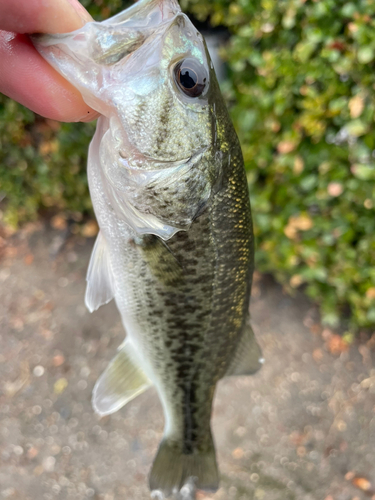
[0,0,99,122]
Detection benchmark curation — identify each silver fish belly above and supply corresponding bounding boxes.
[32,0,263,496]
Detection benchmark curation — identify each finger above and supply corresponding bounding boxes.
[0,0,92,34]
[0,0,97,121]
[0,31,98,122]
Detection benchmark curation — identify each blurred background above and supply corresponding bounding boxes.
[1,0,375,499]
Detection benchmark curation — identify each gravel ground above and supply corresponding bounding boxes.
[0,223,374,500]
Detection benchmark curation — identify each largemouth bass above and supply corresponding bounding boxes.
[33,0,263,495]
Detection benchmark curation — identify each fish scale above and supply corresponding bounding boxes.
[32,0,262,496]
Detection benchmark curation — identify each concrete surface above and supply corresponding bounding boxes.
[0,223,374,500]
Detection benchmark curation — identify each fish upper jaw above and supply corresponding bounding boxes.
[101,0,181,28]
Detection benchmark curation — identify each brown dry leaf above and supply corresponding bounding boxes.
[19,132,32,148]
[329,41,346,51]
[349,95,364,118]
[41,301,54,312]
[82,220,99,238]
[284,214,313,239]
[40,328,53,340]
[45,119,61,131]
[358,344,372,365]
[340,441,348,451]
[253,270,262,282]
[22,222,43,234]
[312,348,324,361]
[352,476,372,491]
[51,214,67,231]
[364,199,373,209]
[292,215,313,230]
[5,247,18,259]
[196,491,215,500]
[366,288,375,300]
[366,333,375,350]
[39,140,59,156]
[33,465,44,476]
[327,182,343,197]
[284,225,297,239]
[348,22,358,33]
[309,324,321,335]
[10,316,24,331]
[291,215,313,230]
[271,120,281,132]
[327,334,349,355]
[289,431,301,445]
[232,447,244,459]
[24,254,34,265]
[297,446,306,457]
[4,361,30,397]
[336,419,347,431]
[277,140,296,154]
[27,447,39,459]
[290,274,303,288]
[322,328,334,340]
[293,156,304,175]
[53,355,65,367]
[2,225,16,237]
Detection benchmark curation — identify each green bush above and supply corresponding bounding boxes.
[0,98,94,226]
[1,0,375,330]
[183,0,375,330]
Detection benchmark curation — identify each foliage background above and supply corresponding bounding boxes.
[1,0,375,331]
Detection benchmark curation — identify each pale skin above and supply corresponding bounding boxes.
[0,0,98,122]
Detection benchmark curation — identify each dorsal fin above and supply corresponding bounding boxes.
[85,231,114,312]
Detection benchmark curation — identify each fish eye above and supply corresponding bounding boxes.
[174,58,208,98]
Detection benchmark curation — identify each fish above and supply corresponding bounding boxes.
[32,0,263,496]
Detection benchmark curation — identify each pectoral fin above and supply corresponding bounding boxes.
[85,231,114,313]
[136,234,184,287]
[92,341,152,416]
[225,323,263,377]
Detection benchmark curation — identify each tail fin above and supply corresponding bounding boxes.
[149,435,219,497]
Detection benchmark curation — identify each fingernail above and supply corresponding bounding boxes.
[65,0,94,25]
[78,109,101,122]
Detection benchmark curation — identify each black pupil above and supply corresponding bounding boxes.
[180,69,197,89]
[174,58,208,97]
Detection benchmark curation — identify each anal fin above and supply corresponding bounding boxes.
[92,341,152,416]
[85,231,114,312]
[225,323,263,377]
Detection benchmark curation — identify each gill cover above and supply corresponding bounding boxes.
[33,0,223,240]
